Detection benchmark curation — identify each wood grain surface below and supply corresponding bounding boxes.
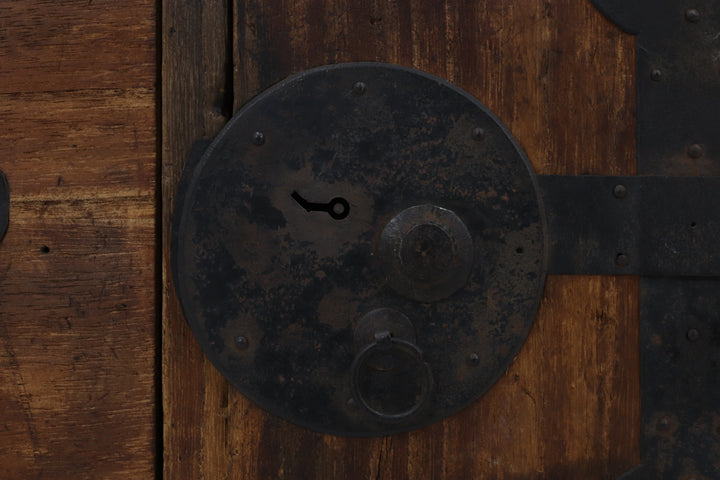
[0,1,157,478]
[163,1,640,479]
[161,1,231,479]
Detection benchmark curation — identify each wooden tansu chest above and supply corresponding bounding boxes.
[2,1,718,479]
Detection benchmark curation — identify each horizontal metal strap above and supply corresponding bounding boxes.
[538,175,720,276]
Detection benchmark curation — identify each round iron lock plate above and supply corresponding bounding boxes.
[172,62,547,436]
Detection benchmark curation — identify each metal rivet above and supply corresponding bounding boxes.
[687,328,700,341]
[352,81,367,95]
[651,69,662,81]
[374,330,392,349]
[251,131,265,146]
[615,253,629,267]
[687,143,704,159]
[685,8,700,23]
[235,335,249,350]
[467,353,479,366]
[613,184,627,198]
[472,127,486,141]
[657,417,670,432]
[346,398,358,409]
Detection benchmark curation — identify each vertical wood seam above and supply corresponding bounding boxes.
[161,0,232,478]
[155,0,164,477]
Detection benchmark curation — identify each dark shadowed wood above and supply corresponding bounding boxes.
[161,1,231,479]
[164,0,640,478]
[0,1,157,478]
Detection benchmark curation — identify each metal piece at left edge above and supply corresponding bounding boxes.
[171,62,548,436]
[0,171,9,241]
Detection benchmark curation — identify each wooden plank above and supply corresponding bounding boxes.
[161,1,230,479]
[0,1,155,94]
[163,0,640,478]
[0,90,156,198]
[0,1,157,478]
[0,196,156,478]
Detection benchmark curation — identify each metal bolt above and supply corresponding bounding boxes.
[657,417,670,432]
[615,253,629,267]
[687,328,700,341]
[235,335,249,350]
[613,184,627,198]
[374,330,392,349]
[467,353,480,366]
[687,143,704,159]
[685,8,700,23]
[251,131,265,146]
[352,81,367,95]
[651,69,662,81]
[472,127,486,141]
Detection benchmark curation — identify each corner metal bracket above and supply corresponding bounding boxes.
[592,1,720,478]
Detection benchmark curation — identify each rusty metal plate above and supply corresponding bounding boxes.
[172,63,547,436]
[539,175,720,276]
[625,278,720,480]
[593,1,720,477]
[592,0,720,175]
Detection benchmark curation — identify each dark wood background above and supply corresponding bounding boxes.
[2,0,639,478]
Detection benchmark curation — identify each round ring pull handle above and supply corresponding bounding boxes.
[350,331,434,422]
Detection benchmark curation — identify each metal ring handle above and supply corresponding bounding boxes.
[350,336,434,422]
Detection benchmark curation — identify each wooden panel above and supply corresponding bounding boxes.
[0,1,155,93]
[161,1,230,479]
[0,1,157,479]
[163,0,639,478]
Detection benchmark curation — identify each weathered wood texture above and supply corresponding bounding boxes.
[0,1,157,478]
[161,1,235,479]
[163,1,640,479]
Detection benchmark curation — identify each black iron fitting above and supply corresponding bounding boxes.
[539,175,720,276]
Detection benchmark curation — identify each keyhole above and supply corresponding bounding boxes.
[291,191,350,220]
[416,239,431,256]
[328,198,350,219]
